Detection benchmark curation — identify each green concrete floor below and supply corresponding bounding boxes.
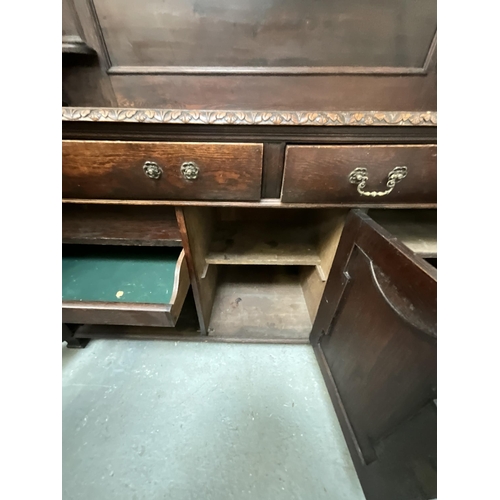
[62,340,365,500]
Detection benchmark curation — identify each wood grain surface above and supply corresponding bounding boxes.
[63,140,263,201]
[282,145,436,204]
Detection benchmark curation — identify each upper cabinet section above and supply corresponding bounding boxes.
[63,0,437,111]
[97,0,436,71]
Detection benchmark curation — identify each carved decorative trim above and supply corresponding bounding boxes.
[62,108,437,126]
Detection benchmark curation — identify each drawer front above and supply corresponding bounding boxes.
[282,145,436,204]
[63,140,263,201]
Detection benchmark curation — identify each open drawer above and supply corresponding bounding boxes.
[62,246,189,327]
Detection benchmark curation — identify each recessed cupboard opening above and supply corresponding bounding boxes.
[367,209,437,259]
[179,207,437,341]
[179,207,348,340]
[208,265,312,340]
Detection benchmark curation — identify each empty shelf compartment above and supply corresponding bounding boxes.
[206,221,321,266]
[368,209,437,258]
[208,266,313,340]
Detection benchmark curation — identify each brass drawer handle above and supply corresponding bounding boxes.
[348,166,407,197]
[181,161,199,180]
[143,161,162,179]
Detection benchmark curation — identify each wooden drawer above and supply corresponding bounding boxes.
[62,247,189,327]
[62,140,263,201]
[282,145,436,204]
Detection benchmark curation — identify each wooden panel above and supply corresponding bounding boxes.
[62,0,116,106]
[94,0,435,70]
[62,204,181,246]
[208,266,312,340]
[206,221,321,266]
[261,142,285,199]
[63,0,81,38]
[62,247,189,327]
[62,198,437,209]
[71,289,201,342]
[62,140,263,201]
[176,207,218,335]
[166,249,190,324]
[301,211,347,322]
[368,209,437,257]
[312,210,436,500]
[108,71,436,111]
[62,1,435,110]
[282,145,436,204]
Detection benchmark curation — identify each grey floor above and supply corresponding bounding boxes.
[62,340,365,500]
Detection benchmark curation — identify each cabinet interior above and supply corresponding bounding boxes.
[368,209,437,258]
[62,207,437,340]
[182,207,437,340]
[182,207,347,340]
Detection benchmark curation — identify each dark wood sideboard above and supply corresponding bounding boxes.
[62,1,437,499]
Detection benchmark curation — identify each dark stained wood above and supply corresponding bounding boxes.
[62,198,437,209]
[62,140,263,201]
[311,210,436,500]
[315,346,437,500]
[108,71,435,111]
[62,121,437,144]
[73,288,202,339]
[63,0,81,39]
[62,0,95,55]
[76,331,308,344]
[61,0,436,111]
[282,145,436,204]
[62,0,116,107]
[95,0,435,70]
[62,0,95,57]
[62,204,182,246]
[261,143,285,198]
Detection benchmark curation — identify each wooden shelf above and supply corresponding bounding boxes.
[62,204,182,246]
[208,266,312,340]
[369,209,437,258]
[205,221,321,266]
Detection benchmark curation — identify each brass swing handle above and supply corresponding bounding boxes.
[348,166,407,197]
[142,161,199,180]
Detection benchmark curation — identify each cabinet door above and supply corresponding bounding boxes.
[312,209,436,500]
